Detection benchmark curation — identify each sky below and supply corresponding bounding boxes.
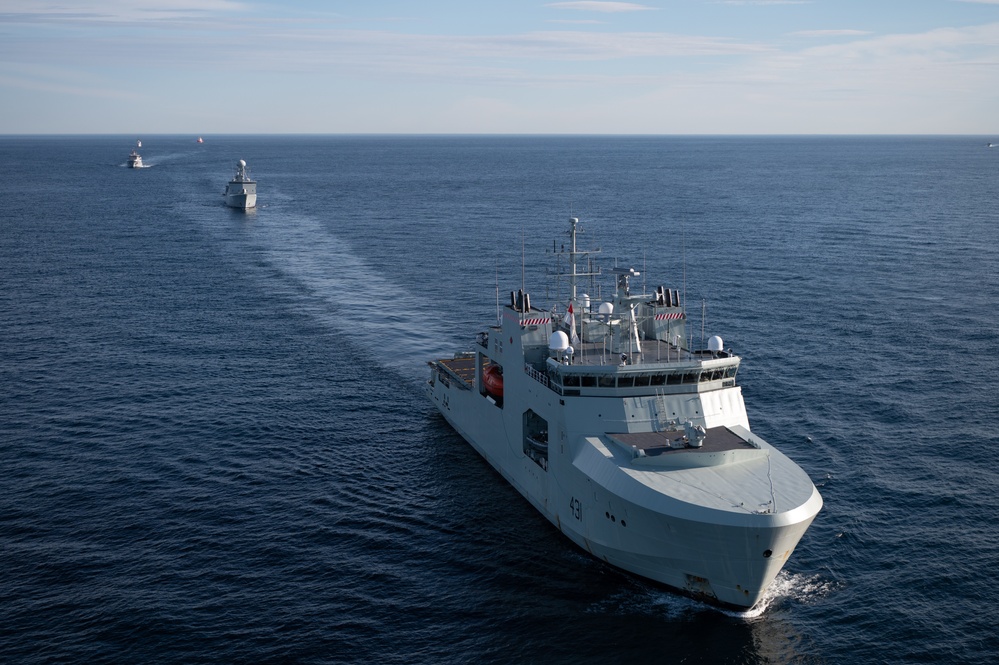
[1,0,998,134]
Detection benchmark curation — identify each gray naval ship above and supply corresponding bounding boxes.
[223,159,257,210]
[428,217,822,610]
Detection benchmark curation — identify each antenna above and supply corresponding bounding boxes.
[701,299,706,351]
[681,220,687,316]
[521,227,526,295]
[643,250,647,297]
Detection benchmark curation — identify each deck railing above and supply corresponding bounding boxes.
[524,363,562,395]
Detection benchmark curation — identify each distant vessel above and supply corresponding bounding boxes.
[197,137,204,144]
[127,150,143,168]
[427,216,822,610]
[136,139,142,148]
[223,159,256,209]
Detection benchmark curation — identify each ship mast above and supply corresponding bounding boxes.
[569,217,579,301]
[566,217,600,303]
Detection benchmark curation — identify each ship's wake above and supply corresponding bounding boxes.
[142,151,199,167]
[230,209,463,384]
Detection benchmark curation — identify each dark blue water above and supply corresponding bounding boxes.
[2,135,998,664]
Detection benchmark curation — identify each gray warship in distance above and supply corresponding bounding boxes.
[224,159,256,210]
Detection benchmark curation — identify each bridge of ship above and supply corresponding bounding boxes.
[431,336,740,398]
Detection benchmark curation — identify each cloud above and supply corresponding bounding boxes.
[714,1,811,5]
[0,22,772,78]
[0,0,249,23]
[791,30,873,37]
[546,2,656,13]
[3,2,998,134]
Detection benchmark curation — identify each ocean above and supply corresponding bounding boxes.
[1,135,997,664]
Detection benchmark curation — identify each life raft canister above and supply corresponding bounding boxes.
[482,364,504,398]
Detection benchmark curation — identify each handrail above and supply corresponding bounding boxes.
[524,363,562,395]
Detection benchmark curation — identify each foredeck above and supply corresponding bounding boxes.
[610,426,756,456]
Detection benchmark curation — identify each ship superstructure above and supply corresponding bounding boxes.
[427,216,821,609]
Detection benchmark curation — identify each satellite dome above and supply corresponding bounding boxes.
[598,302,614,316]
[238,159,246,167]
[549,330,569,352]
[708,335,724,352]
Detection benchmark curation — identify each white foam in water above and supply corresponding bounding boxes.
[591,569,837,620]
[721,571,839,620]
[242,211,462,380]
[139,151,200,167]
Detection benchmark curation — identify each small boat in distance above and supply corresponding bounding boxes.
[127,150,143,168]
[197,137,204,144]
[427,216,822,610]
[223,159,257,210]
[137,139,142,148]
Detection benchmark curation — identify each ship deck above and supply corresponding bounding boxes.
[609,426,756,456]
[434,355,484,388]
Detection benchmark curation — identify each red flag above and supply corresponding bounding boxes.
[566,303,580,346]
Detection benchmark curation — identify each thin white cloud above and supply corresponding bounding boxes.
[546,2,656,13]
[715,1,811,5]
[0,23,773,77]
[248,29,772,72]
[791,30,873,37]
[0,0,249,23]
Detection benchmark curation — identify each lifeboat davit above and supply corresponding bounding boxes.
[482,364,504,398]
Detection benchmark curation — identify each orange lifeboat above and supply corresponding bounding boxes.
[482,364,504,398]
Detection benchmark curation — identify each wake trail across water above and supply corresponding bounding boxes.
[225,209,464,385]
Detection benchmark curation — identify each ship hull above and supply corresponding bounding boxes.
[555,493,819,608]
[427,215,820,610]
[225,184,256,209]
[428,358,821,610]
